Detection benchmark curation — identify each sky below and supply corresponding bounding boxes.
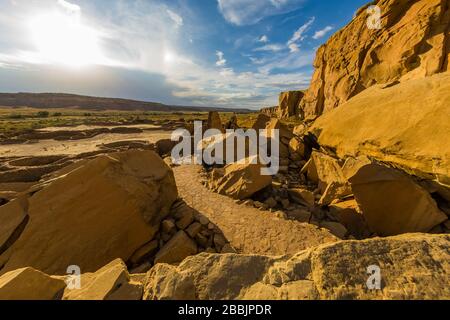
[0,0,368,109]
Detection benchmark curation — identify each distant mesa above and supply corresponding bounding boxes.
[0,92,253,113]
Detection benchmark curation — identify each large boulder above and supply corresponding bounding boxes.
[311,72,450,186]
[349,163,447,236]
[0,150,178,275]
[277,91,304,119]
[144,234,450,300]
[209,160,272,200]
[302,151,352,202]
[299,0,450,119]
[0,267,66,300]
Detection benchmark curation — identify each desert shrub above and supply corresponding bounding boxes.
[36,111,50,118]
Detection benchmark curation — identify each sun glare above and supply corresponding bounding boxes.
[29,12,105,67]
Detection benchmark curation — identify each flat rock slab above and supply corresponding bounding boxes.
[173,165,338,256]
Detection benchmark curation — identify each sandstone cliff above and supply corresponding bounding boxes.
[299,0,450,119]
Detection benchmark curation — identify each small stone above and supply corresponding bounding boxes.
[253,201,264,209]
[288,209,311,222]
[161,219,176,234]
[186,222,202,238]
[275,211,287,219]
[195,233,209,248]
[197,215,210,226]
[221,244,237,254]
[281,199,290,209]
[264,197,278,208]
[154,231,198,265]
[161,232,172,242]
[129,240,159,265]
[208,223,216,230]
[321,221,348,239]
[205,247,216,253]
[176,210,194,230]
[213,233,227,250]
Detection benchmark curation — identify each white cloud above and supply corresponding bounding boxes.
[258,35,269,43]
[57,0,81,13]
[217,0,306,26]
[215,51,227,66]
[166,9,183,28]
[288,43,299,53]
[288,16,315,45]
[312,26,333,39]
[253,44,284,52]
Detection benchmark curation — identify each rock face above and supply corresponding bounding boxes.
[312,72,450,186]
[299,0,450,119]
[63,259,143,300]
[0,150,178,275]
[0,267,66,300]
[144,234,450,300]
[278,91,304,119]
[349,163,447,236]
[209,161,272,200]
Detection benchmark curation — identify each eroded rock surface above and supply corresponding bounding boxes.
[144,233,450,300]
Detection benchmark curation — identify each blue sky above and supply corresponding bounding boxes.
[0,0,368,109]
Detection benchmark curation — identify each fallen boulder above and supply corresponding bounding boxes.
[349,163,447,236]
[209,160,272,200]
[0,267,66,300]
[63,259,143,300]
[0,150,178,275]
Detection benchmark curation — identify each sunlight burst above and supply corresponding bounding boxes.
[29,12,105,67]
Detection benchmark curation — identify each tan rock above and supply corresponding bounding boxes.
[63,259,143,300]
[0,150,178,275]
[252,114,271,131]
[129,240,159,266]
[318,181,353,206]
[185,222,202,238]
[299,0,450,119]
[278,91,304,119]
[303,151,348,194]
[288,137,306,161]
[320,221,347,239]
[349,163,447,236]
[154,231,198,265]
[329,200,369,239]
[210,160,272,200]
[207,111,223,132]
[0,198,28,256]
[312,71,450,185]
[144,234,450,300]
[0,267,66,300]
[293,124,307,137]
[288,188,315,208]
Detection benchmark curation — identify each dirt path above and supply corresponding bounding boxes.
[173,164,338,256]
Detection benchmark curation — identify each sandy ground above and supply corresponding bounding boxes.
[0,130,172,157]
[36,124,161,132]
